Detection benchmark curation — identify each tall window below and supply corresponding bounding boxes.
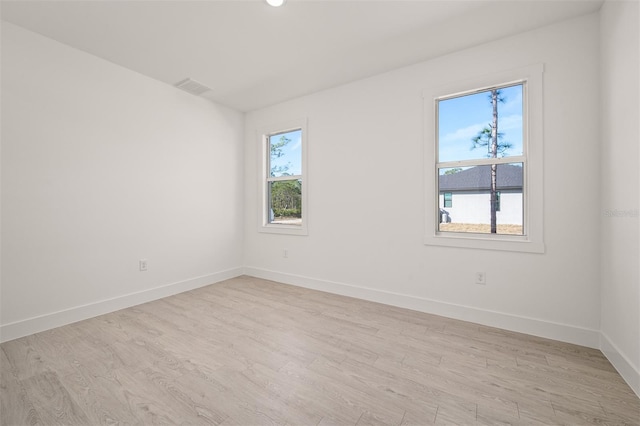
[260,119,308,235]
[437,83,524,236]
[423,64,544,253]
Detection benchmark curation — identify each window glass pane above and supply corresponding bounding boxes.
[268,179,302,226]
[438,84,523,163]
[438,163,523,235]
[444,192,452,208]
[269,129,302,177]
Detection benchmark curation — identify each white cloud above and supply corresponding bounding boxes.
[440,122,487,144]
[498,114,522,131]
[441,114,522,145]
[501,90,523,114]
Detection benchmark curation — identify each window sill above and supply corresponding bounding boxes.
[259,224,308,236]
[424,232,544,253]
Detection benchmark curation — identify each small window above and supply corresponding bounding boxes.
[259,119,308,235]
[268,129,302,226]
[443,192,452,208]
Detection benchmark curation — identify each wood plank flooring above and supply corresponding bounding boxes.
[1,275,639,425]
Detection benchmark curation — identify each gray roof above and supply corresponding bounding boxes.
[439,164,523,192]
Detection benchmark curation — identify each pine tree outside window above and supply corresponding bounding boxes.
[423,64,544,253]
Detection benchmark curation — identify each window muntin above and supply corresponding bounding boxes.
[436,83,525,236]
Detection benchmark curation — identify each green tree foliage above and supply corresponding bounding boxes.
[471,90,512,157]
[270,180,302,218]
[270,135,292,177]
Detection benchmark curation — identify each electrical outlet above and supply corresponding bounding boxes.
[283,249,288,258]
[140,259,148,272]
[475,272,486,285]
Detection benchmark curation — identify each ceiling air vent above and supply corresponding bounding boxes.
[174,78,213,96]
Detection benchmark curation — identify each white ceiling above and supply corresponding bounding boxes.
[1,0,603,112]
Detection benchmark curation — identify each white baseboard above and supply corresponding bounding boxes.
[4,266,635,397]
[243,267,601,349]
[0,267,244,343]
[601,332,640,398]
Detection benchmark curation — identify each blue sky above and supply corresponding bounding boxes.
[438,84,523,163]
[270,129,302,177]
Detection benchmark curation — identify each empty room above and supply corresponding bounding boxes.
[1,0,639,424]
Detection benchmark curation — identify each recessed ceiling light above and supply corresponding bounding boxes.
[266,0,286,7]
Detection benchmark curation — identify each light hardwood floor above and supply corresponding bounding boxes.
[1,276,638,425]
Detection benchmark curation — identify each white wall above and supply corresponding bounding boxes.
[1,22,244,341]
[439,191,523,226]
[599,1,640,396]
[244,13,602,347]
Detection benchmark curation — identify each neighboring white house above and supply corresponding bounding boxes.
[438,164,523,226]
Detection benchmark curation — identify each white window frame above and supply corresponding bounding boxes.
[258,118,308,236]
[423,64,544,253]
